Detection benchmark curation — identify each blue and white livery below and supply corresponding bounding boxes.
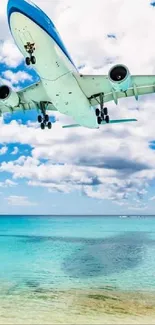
[1,0,155,129]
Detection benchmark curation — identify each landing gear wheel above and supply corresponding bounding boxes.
[101,112,104,120]
[104,107,108,116]
[39,102,52,130]
[38,115,42,123]
[105,115,110,123]
[45,114,49,122]
[25,57,31,66]
[31,56,36,64]
[40,122,45,130]
[95,108,100,117]
[97,116,102,125]
[47,121,52,129]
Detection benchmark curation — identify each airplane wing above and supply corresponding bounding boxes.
[0,81,57,115]
[76,75,155,105]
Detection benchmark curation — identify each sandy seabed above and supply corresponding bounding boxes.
[0,288,155,324]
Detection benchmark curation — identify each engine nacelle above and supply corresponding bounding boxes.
[0,85,19,107]
[108,64,131,92]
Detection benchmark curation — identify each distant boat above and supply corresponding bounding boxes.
[119,215,128,218]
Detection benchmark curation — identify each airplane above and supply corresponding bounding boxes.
[1,0,155,130]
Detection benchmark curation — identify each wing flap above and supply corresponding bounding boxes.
[104,84,155,104]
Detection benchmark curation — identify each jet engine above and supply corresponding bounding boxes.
[108,64,131,92]
[0,85,19,107]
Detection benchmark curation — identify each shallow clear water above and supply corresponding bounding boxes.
[0,216,155,294]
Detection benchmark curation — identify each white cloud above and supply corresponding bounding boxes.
[0,103,153,207]
[0,40,23,68]
[0,77,20,92]
[2,70,32,85]
[0,179,17,187]
[6,195,37,206]
[4,179,17,187]
[0,146,7,155]
[11,147,19,155]
[54,0,155,74]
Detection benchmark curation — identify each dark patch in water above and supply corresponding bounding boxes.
[34,288,45,293]
[62,232,149,278]
[25,280,40,289]
[88,294,106,301]
[88,294,119,301]
[36,294,53,300]
[1,231,155,245]
[100,286,116,291]
[1,232,154,285]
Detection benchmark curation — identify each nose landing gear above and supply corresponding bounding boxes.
[95,93,110,125]
[38,102,52,130]
[24,42,36,66]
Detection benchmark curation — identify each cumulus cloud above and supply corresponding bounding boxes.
[0,146,8,155]
[2,70,33,85]
[11,146,19,155]
[55,0,155,74]
[0,102,153,208]
[0,179,17,187]
[0,40,23,68]
[6,195,37,206]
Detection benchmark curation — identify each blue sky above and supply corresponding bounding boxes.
[0,0,155,214]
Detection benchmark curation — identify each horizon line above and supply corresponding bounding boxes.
[0,214,154,217]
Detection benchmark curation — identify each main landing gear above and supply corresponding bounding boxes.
[38,102,52,130]
[24,42,36,66]
[95,93,110,125]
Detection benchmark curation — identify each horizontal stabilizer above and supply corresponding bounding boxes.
[101,118,137,124]
[62,118,137,129]
[62,124,80,128]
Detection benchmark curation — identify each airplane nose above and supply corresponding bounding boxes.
[7,0,33,26]
[7,0,17,23]
[7,0,15,15]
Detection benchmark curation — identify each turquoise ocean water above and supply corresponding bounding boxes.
[0,215,155,295]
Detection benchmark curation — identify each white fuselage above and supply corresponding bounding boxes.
[10,13,98,129]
